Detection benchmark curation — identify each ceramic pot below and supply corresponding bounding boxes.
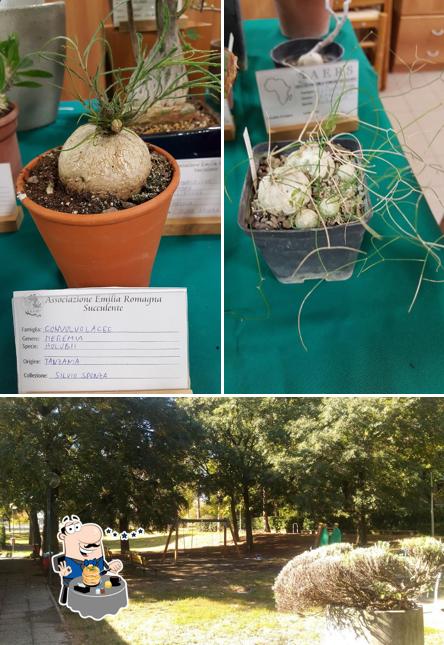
[0,103,22,182]
[0,1,66,131]
[323,606,424,645]
[273,0,330,39]
[16,143,180,288]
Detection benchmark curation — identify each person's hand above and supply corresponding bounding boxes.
[108,559,123,573]
[58,562,72,577]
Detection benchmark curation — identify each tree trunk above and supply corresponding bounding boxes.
[229,493,240,542]
[29,508,41,548]
[242,482,254,553]
[119,515,130,554]
[262,488,271,533]
[356,511,368,545]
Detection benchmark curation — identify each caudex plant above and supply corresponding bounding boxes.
[240,62,444,349]
[0,33,52,116]
[273,538,444,613]
[32,8,220,206]
[296,0,350,67]
[127,0,220,128]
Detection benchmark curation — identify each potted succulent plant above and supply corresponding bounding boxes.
[238,132,372,284]
[16,18,219,288]
[129,0,221,165]
[0,0,65,131]
[271,1,350,68]
[0,33,51,181]
[273,538,444,645]
[273,0,331,39]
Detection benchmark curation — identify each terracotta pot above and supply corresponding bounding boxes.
[0,103,22,182]
[273,0,330,39]
[16,143,180,288]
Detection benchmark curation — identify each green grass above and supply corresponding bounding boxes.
[0,530,32,559]
[62,554,444,645]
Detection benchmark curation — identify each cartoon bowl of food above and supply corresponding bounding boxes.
[82,564,101,587]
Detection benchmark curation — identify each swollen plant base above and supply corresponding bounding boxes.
[23,148,173,215]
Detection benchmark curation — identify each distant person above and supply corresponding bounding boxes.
[329,523,342,544]
[320,525,329,546]
[314,522,329,547]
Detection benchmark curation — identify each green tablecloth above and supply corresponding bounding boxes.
[224,19,444,394]
[1,102,220,394]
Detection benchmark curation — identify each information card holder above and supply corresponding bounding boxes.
[0,205,24,233]
[0,163,23,233]
[256,60,359,142]
[163,217,220,236]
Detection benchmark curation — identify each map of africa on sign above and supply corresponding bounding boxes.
[256,60,359,130]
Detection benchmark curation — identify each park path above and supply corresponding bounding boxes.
[0,558,70,645]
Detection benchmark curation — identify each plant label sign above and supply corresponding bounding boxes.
[256,59,359,140]
[165,157,221,234]
[12,288,191,393]
[0,163,23,233]
[112,0,155,26]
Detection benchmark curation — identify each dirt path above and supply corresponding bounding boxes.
[0,558,70,645]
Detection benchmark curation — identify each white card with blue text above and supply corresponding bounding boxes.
[12,288,189,393]
[0,163,17,217]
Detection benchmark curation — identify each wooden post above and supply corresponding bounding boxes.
[174,521,179,561]
[223,523,227,551]
[162,524,175,560]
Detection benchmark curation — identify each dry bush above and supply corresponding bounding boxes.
[273,538,444,614]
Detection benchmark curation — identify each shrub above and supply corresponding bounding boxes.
[273,538,444,614]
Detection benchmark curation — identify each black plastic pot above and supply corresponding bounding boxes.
[271,38,344,68]
[140,102,221,161]
[238,138,372,284]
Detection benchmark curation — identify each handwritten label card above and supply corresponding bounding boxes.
[12,288,190,393]
[169,158,221,218]
[0,163,17,217]
[256,60,359,129]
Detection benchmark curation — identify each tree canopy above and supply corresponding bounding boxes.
[1,397,443,553]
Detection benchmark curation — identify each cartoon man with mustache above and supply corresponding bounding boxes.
[52,515,123,607]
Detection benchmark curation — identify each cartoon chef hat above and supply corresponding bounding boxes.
[59,514,81,531]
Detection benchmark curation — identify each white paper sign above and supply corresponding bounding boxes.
[169,157,221,218]
[256,60,359,128]
[12,288,190,393]
[112,0,155,25]
[0,163,17,217]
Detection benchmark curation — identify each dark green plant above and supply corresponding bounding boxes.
[0,33,52,114]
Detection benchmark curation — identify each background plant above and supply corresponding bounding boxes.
[0,33,51,114]
[273,538,444,613]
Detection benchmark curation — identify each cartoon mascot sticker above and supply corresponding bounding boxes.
[52,515,128,620]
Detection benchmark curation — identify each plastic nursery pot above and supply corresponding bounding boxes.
[0,103,22,183]
[273,0,330,39]
[16,143,180,288]
[271,39,344,68]
[238,138,372,284]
